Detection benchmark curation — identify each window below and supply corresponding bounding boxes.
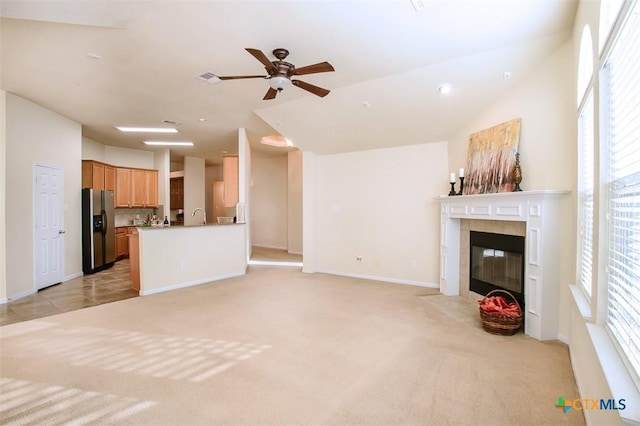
[577,25,594,298]
[600,0,640,386]
[577,91,594,297]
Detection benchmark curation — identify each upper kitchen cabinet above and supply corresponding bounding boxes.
[82,160,115,191]
[116,167,158,208]
[115,168,132,207]
[223,155,239,208]
[170,177,184,209]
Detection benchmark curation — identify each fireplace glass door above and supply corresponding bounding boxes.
[471,247,522,294]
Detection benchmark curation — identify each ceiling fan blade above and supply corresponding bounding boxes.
[292,61,335,76]
[246,48,277,73]
[218,75,267,80]
[292,80,330,97]
[263,87,278,100]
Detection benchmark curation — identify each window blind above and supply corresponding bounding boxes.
[603,0,640,386]
[578,92,594,297]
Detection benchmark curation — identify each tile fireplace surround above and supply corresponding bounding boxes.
[438,190,570,341]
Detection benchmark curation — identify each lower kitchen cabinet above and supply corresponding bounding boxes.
[115,227,129,260]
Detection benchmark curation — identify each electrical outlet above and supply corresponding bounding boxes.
[411,260,417,269]
[374,258,380,266]
[180,261,187,270]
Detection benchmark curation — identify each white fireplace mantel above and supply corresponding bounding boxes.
[438,190,570,340]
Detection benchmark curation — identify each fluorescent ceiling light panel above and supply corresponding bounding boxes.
[116,126,178,133]
[143,141,194,146]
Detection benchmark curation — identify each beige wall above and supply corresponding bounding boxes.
[287,150,303,255]
[250,152,288,250]
[104,145,154,169]
[310,141,448,286]
[138,224,246,295]
[81,137,105,161]
[183,156,205,226]
[5,93,83,299]
[0,91,7,302]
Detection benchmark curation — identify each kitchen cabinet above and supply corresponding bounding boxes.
[128,230,140,291]
[82,160,115,191]
[115,227,129,260]
[223,155,239,208]
[115,226,139,260]
[116,167,158,208]
[170,177,184,209]
[115,168,132,207]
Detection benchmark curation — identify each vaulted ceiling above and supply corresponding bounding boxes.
[0,0,578,164]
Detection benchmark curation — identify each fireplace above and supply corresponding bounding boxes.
[438,190,570,340]
[469,231,525,309]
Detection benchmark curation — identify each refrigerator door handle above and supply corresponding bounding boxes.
[102,210,108,235]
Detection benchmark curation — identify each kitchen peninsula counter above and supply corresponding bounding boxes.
[133,223,247,295]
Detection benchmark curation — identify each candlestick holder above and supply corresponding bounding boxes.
[457,177,465,195]
[448,182,457,196]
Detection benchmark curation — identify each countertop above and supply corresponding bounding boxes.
[135,222,245,230]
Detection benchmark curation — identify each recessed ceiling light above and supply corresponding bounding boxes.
[116,127,178,133]
[198,118,208,122]
[143,141,193,146]
[438,83,453,94]
[87,53,102,60]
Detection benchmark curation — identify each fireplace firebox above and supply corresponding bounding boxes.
[470,231,525,309]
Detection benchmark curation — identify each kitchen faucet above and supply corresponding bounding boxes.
[192,208,206,225]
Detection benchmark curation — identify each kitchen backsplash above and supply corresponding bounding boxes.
[114,206,165,227]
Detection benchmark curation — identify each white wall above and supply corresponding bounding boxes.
[138,224,246,295]
[154,149,170,214]
[81,137,105,161]
[250,152,288,250]
[104,145,154,169]
[5,93,82,299]
[311,141,448,286]
[239,128,251,260]
[288,150,303,255]
[183,156,205,226]
[0,91,7,302]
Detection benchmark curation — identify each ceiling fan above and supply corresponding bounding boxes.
[209,48,335,100]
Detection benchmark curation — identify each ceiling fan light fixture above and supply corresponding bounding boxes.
[269,76,291,91]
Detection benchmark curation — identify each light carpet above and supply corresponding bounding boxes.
[0,266,584,425]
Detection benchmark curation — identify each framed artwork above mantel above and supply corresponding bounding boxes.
[464,118,521,195]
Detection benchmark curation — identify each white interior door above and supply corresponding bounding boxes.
[34,164,64,289]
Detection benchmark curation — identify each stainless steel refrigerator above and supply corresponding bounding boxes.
[82,188,115,274]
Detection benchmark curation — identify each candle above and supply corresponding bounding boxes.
[450,172,456,183]
[459,168,465,178]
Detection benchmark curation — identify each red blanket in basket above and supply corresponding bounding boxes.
[479,296,520,317]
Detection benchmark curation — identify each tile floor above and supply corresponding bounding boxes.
[1,247,303,327]
[0,260,138,327]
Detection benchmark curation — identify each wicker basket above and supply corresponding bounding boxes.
[479,289,523,336]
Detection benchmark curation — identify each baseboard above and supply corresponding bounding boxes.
[253,244,288,251]
[317,269,439,289]
[139,271,245,296]
[8,288,37,302]
[0,298,7,305]
[64,271,83,282]
[557,333,569,345]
